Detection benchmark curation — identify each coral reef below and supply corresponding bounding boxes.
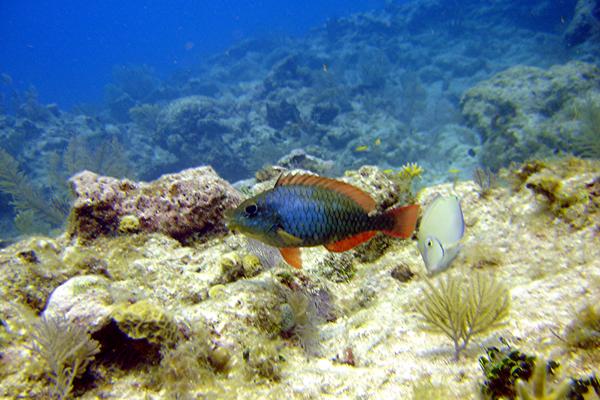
[0,159,598,398]
[68,166,242,243]
[1,0,598,201]
[461,62,600,170]
[2,0,600,395]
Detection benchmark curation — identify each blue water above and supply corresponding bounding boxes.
[1,0,384,108]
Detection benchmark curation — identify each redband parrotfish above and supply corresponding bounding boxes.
[225,174,420,269]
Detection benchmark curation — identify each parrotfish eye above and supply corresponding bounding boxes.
[245,203,258,216]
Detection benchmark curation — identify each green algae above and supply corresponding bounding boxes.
[519,157,600,228]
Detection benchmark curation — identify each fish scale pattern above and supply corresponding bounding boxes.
[266,185,376,246]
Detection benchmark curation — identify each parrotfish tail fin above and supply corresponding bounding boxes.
[381,204,420,239]
[280,247,302,269]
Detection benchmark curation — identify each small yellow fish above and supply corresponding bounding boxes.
[355,145,369,152]
[374,138,381,146]
[448,168,461,175]
[383,169,394,174]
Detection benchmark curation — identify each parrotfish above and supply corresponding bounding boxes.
[416,195,465,275]
[226,174,420,269]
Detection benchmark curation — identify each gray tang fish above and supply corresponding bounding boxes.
[417,195,465,275]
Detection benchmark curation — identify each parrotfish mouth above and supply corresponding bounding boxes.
[224,208,235,220]
[223,209,239,232]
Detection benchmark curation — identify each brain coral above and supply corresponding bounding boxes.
[111,300,181,347]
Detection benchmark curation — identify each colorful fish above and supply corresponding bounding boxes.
[226,174,420,268]
[354,145,369,152]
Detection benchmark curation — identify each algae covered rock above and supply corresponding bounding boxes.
[514,157,600,228]
[461,61,600,170]
[68,166,242,243]
[342,165,414,210]
[43,274,113,332]
[0,237,78,313]
[276,148,334,176]
[218,251,263,283]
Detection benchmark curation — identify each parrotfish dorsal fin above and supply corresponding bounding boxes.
[275,174,376,212]
[325,231,377,252]
[279,247,302,269]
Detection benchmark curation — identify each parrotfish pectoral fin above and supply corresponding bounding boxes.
[279,247,302,269]
[276,228,303,246]
[325,231,377,252]
[381,204,420,238]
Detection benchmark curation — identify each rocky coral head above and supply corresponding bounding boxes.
[68,167,242,244]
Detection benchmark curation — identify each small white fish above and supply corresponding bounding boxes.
[417,195,465,275]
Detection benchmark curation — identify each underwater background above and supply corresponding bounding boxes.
[1,0,599,238]
[0,0,600,399]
